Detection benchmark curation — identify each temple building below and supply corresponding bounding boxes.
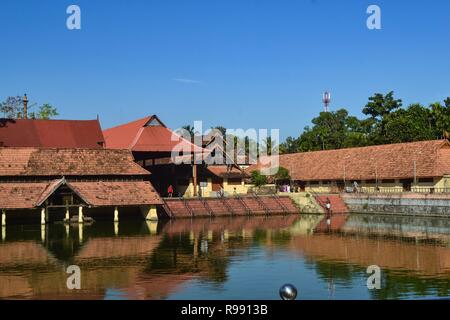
[0,118,105,148]
[103,115,249,197]
[247,140,450,193]
[0,148,162,226]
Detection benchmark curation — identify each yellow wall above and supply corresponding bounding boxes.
[223,178,248,194]
[434,176,450,189]
[179,177,249,198]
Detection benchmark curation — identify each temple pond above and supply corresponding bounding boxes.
[1,214,450,300]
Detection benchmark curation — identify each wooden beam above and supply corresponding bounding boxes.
[193,164,198,196]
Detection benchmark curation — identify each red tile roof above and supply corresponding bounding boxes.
[0,182,49,209]
[103,115,205,153]
[247,140,450,181]
[206,165,247,178]
[0,119,105,149]
[70,181,163,206]
[0,180,162,209]
[0,148,149,176]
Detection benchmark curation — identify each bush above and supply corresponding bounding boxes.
[274,166,291,181]
[251,170,268,188]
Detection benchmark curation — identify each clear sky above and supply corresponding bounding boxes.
[1,0,449,139]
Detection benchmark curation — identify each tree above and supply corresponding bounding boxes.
[274,166,290,182]
[280,92,450,153]
[213,126,227,136]
[29,103,59,120]
[280,136,301,154]
[296,109,367,152]
[363,91,402,120]
[383,104,435,143]
[363,91,402,144]
[0,96,22,118]
[1,96,59,120]
[250,170,268,188]
[430,99,450,138]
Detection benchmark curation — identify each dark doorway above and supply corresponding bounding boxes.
[212,177,223,192]
[299,182,306,192]
[401,179,413,192]
[336,180,345,192]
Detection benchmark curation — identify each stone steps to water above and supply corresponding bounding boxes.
[162,195,299,219]
[314,194,349,214]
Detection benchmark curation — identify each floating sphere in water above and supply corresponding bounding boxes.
[279,284,298,300]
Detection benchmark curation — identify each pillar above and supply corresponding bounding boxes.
[145,220,158,234]
[141,205,158,221]
[1,209,6,227]
[1,211,5,241]
[114,222,119,236]
[41,225,46,243]
[114,206,119,222]
[78,224,83,243]
[193,164,198,197]
[41,208,46,225]
[65,207,70,222]
[78,206,83,223]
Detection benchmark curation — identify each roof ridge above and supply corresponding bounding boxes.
[280,139,447,157]
[103,115,154,131]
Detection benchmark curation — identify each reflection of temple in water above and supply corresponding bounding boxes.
[0,216,299,299]
[1,214,450,299]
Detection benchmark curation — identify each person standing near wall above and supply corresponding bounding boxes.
[325,198,332,216]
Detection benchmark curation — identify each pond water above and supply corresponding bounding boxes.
[1,214,450,300]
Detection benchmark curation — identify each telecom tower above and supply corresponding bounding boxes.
[322,91,331,112]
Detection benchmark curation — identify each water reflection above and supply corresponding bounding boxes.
[0,214,450,299]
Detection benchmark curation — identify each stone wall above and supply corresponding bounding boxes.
[343,193,450,217]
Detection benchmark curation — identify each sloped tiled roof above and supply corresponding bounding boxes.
[0,182,50,209]
[103,115,205,153]
[0,118,105,148]
[70,181,163,206]
[0,148,149,176]
[0,180,162,209]
[247,140,450,181]
[206,165,247,178]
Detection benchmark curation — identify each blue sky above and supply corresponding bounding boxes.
[1,0,449,139]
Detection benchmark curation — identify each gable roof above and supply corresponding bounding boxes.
[35,178,91,206]
[0,182,50,209]
[103,115,205,153]
[0,179,162,209]
[247,140,450,181]
[0,148,149,176]
[0,118,105,149]
[206,165,248,179]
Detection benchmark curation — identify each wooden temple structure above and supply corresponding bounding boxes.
[0,148,162,225]
[103,115,249,197]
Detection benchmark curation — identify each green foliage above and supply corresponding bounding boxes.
[281,92,450,153]
[0,96,22,118]
[182,125,195,136]
[362,91,402,120]
[1,96,58,120]
[29,103,59,120]
[250,170,268,187]
[383,104,435,143]
[274,166,290,181]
